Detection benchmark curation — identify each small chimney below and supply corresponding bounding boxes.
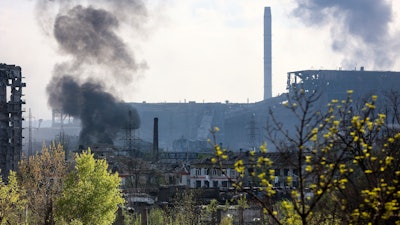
[360,66,364,71]
[152,117,159,162]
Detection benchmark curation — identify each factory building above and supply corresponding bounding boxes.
[130,101,271,152]
[131,67,400,153]
[0,63,25,179]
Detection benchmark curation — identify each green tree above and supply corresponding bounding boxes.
[206,199,219,225]
[166,189,200,225]
[18,143,67,225]
[219,216,233,225]
[237,194,249,225]
[148,208,167,225]
[0,171,27,224]
[121,207,141,225]
[56,148,124,225]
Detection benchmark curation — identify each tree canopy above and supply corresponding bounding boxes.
[56,149,124,225]
[18,143,67,225]
[0,171,26,224]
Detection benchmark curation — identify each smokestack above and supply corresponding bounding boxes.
[264,6,272,100]
[152,117,159,162]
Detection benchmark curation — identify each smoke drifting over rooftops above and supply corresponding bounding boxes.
[37,0,148,145]
[293,0,400,68]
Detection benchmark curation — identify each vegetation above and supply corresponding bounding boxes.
[18,143,67,225]
[211,89,400,224]
[206,199,219,225]
[0,144,124,225]
[56,149,124,225]
[0,171,27,224]
[166,189,201,225]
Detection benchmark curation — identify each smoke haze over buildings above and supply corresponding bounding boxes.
[38,0,147,144]
[293,0,400,68]
[53,5,147,81]
[3,0,400,121]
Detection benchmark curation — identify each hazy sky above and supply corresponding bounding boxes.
[1,0,399,120]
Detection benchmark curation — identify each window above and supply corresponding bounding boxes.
[284,169,289,176]
[195,168,201,176]
[196,180,201,188]
[213,181,218,188]
[204,180,209,188]
[221,169,227,176]
[292,169,298,188]
[212,169,218,176]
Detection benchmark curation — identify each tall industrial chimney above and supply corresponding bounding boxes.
[264,7,272,100]
[152,117,159,162]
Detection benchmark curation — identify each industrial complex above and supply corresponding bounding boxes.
[2,6,400,223]
[13,6,400,162]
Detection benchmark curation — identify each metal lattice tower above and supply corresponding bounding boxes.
[122,110,139,157]
[248,113,259,150]
[0,63,25,179]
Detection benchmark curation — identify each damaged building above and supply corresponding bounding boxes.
[0,63,25,179]
[287,68,400,102]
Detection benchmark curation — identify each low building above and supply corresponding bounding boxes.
[188,151,299,190]
[190,158,238,190]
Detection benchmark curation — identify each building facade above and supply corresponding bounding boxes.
[188,152,299,190]
[0,63,25,179]
[189,162,238,189]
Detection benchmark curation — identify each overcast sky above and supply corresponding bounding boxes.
[1,0,399,120]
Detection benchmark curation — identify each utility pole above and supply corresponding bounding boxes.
[28,108,32,158]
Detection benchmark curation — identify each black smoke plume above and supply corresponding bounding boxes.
[293,0,400,68]
[53,5,147,82]
[47,76,140,144]
[39,0,148,145]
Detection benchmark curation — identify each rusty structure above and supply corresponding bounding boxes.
[287,68,400,101]
[0,63,25,179]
